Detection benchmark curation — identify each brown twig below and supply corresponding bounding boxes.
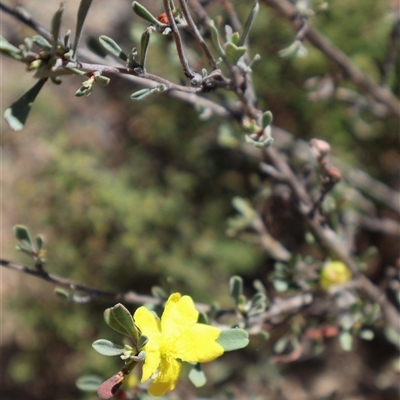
[0,3,51,42]
[263,146,400,329]
[163,0,195,79]
[178,0,218,69]
[0,258,216,309]
[260,0,400,119]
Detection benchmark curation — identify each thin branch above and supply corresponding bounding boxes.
[380,16,400,86]
[249,292,314,326]
[0,258,214,310]
[252,215,292,261]
[163,0,195,79]
[178,0,218,69]
[261,0,400,119]
[359,216,400,236]
[263,146,400,329]
[62,61,203,93]
[0,3,51,42]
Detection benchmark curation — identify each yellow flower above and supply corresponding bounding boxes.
[320,261,351,291]
[133,293,224,396]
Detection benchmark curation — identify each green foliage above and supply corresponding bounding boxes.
[4,78,47,131]
[2,0,399,399]
[216,329,249,351]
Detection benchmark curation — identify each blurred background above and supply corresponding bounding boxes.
[1,0,399,399]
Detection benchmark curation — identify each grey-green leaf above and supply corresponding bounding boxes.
[130,88,156,100]
[13,225,34,249]
[104,308,130,337]
[229,275,243,304]
[111,303,140,342]
[131,2,163,27]
[99,36,127,62]
[216,328,249,351]
[188,363,207,388]
[72,0,93,58]
[209,20,225,57]
[238,0,259,47]
[76,375,103,392]
[92,339,125,356]
[55,288,70,300]
[51,3,65,54]
[140,27,153,69]
[339,331,353,351]
[32,35,52,52]
[262,111,273,129]
[0,35,23,60]
[4,78,47,131]
[225,42,247,65]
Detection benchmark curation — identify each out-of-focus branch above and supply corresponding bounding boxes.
[260,0,400,119]
[178,0,217,69]
[360,216,400,236]
[0,3,51,41]
[0,258,167,306]
[263,146,400,330]
[380,16,400,86]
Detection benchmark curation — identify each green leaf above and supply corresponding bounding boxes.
[36,235,44,252]
[131,2,163,27]
[253,279,267,294]
[13,225,34,250]
[137,334,149,350]
[104,308,130,337]
[64,29,71,49]
[262,111,273,129]
[130,88,157,100]
[76,375,103,392]
[0,35,23,61]
[339,331,353,351]
[51,3,65,54]
[273,337,288,354]
[188,363,207,388]
[229,276,243,304]
[72,0,93,58]
[111,303,140,342]
[272,278,288,293]
[140,27,153,69]
[359,329,374,341]
[238,0,259,47]
[232,196,255,218]
[127,47,140,68]
[92,339,125,356]
[31,35,52,52]
[4,78,47,131]
[250,292,267,313]
[225,42,247,65]
[75,85,91,97]
[209,20,225,57]
[245,131,274,149]
[216,328,249,351]
[231,32,240,45]
[55,288,70,300]
[99,36,128,62]
[95,75,110,86]
[87,36,108,58]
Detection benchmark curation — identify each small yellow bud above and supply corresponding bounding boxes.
[320,261,351,291]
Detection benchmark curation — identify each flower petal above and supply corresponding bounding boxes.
[134,306,161,340]
[133,307,162,382]
[148,357,182,397]
[175,323,224,363]
[162,294,199,338]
